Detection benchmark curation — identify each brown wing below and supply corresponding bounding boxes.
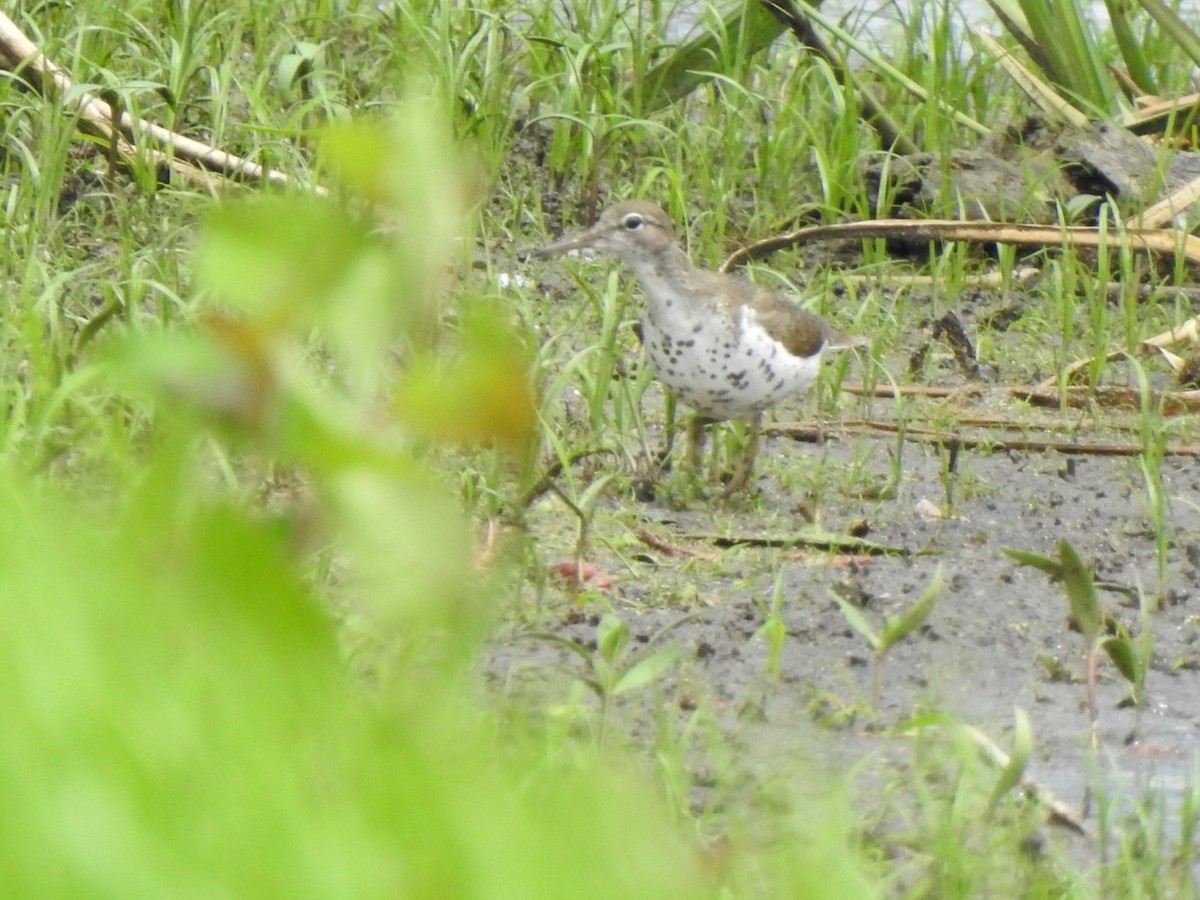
[745,288,835,358]
[680,266,864,357]
[709,275,848,358]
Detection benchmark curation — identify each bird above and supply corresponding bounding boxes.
[532,200,864,490]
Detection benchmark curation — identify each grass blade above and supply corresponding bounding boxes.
[989,707,1034,808]
[829,591,880,651]
[1132,0,1200,69]
[613,643,681,695]
[1057,539,1102,643]
[879,564,943,654]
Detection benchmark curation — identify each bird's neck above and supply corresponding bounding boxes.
[620,245,710,312]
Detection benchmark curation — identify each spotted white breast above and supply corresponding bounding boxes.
[640,296,822,421]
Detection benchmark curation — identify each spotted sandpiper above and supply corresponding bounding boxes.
[533,200,864,489]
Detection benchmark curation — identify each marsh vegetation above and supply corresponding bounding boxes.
[3,0,1200,895]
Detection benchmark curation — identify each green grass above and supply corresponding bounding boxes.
[3,0,1200,895]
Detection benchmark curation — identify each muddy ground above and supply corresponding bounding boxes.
[487,268,1200,849]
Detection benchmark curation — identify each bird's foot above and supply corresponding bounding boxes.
[720,468,759,501]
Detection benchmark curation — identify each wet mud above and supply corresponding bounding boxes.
[494,234,1200,849]
[490,391,1200,835]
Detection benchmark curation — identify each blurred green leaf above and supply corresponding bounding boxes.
[195,193,421,402]
[110,317,409,478]
[596,614,629,663]
[989,708,1034,808]
[395,306,537,453]
[109,323,270,431]
[320,97,475,321]
[198,96,479,404]
[613,643,680,696]
[327,467,483,664]
[321,119,400,205]
[0,472,703,895]
[195,195,372,329]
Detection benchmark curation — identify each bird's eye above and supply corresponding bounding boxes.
[621,214,644,230]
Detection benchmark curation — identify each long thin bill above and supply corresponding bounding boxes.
[529,230,601,258]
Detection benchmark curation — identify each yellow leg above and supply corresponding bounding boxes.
[656,392,678,468]
[686,416,707,473]
[727,412,762,493]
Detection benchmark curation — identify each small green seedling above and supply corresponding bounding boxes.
[752,568,788,682]
[545,466,619,594]
[537,613,681,748]
[1003,540,1148,730]
[830,564,944,710]
[898,707,1035,814]
[1099,586,1153,710]
[987,707,1035,812]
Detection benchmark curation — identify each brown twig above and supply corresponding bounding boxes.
[1123,91,1200,135]
[839,266,1041,289]
[960,724,1093,837]
[1015,385,1200,415]
[1132,174,1200,229]
[720,218,1200,272]
[680,530,908,555]
[0,13,321,193]
[634,528,720,561]
[839,381,1200,416]
[1039,316,1200,389]
[841,382,985,401]
[769,420,1200,458]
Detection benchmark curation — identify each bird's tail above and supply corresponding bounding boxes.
[826,328,868,351]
